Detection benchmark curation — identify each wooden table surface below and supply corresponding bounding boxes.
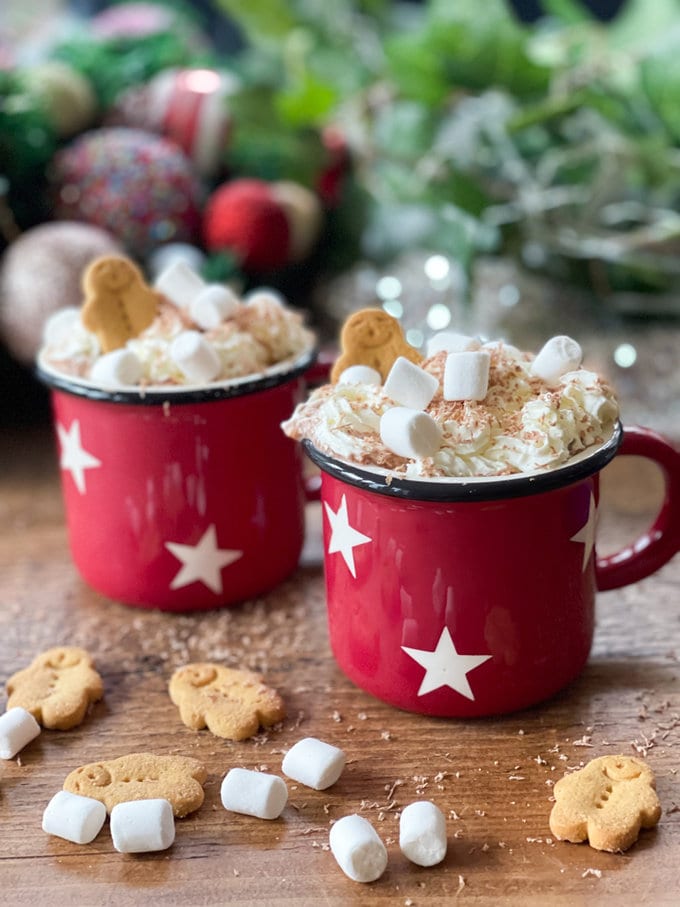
[1,422,679,906]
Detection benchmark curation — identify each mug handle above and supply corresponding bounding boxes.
[596,426,680,591]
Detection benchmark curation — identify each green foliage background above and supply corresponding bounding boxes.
[217,0,680,296]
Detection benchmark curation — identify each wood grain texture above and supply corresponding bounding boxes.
[1,425,679,906]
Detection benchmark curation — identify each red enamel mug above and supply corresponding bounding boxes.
[304,424,680,716]
[37,349,316,611]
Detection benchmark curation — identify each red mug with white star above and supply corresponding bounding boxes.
[38,350,316,611]
[304,424,680,716]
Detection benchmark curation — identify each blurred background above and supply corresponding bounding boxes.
[1,0,679,432]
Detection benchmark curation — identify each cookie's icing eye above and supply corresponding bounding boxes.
[44,648,82,669]
[82,764,112,787]
[603,759,642,782]
[184,665,218,688]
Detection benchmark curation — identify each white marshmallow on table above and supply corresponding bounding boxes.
[154,259,205,309]
[170,330,221,384]
[337,365,382,386]
[380,407,441,459]
[329,814,388,883]
[281,738,346,791]
[221,767,288,820]
[0,707,41,759]
[399,800,447,867]
[383,357,439,411]
[531,335,583,384]
[189,284,241,330]
[42,790,107,845]
[90,348,143,387]
[443,350,491,401]
[426,331,479,357]
[110,798,175,853]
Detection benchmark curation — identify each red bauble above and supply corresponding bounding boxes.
[203,179,291,272]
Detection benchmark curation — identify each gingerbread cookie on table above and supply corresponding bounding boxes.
[6,646,103,730]
[549,754,661,852]
[64,753,207,817]
[81,255,161,352]
[169,663,286,742]
[330,308,422,383]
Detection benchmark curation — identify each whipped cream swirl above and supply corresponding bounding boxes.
[283,342,618,478]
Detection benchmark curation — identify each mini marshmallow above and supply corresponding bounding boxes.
[531,335,583,384]
[383,357,439,411]
[90,348,143,387]
[189,284,241,330]
[426,331,479,357]
[244,287,285,308]
[329,814,388,883]
[337,365,382,386]
[220,767,288,820]
[42,790,107,845]
[170,330,221,384]
[0,707,41,759]
[42,307,81,345]
[443,350,491,401]
[155,259,205,309]
[399,800,447,867]
[282,738,346,791]
[110,798,175,853]
[380,407,441,459]
[483,339,522,358]
[147,242,207,280]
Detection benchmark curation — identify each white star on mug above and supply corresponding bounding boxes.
[57,420,102,495]
[323,494,372,578]
[165,524,242,594]
[402,626,492,700]
[570,493,597,572]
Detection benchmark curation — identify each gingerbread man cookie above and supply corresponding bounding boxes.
[169,663,286,741]
[81,255,161,352]
[64,753,207,817]
[6,646,104,730]
[330,308,422,383]
[549,754,661,852]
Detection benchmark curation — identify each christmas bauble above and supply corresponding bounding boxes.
[203,178,322,272]
[0,222,122,364]
[111,68,238,179]
[23,62,97,138]
[50,128,203,257]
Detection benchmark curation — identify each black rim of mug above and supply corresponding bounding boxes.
[303,421,624,502]
[35,347,318,406]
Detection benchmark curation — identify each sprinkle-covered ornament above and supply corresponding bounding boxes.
[0,222,121,363]
[49,128,203,257]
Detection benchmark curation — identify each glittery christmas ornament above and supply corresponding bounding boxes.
[0,222,122,364]
[111,68,238,179]
[203,180,289,271]
[50,128,203,258]
[23,62,97,137]
[203,178,322,272]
